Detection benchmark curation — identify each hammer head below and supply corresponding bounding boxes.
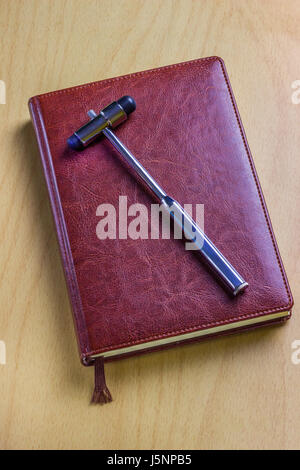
[67,96,136,150]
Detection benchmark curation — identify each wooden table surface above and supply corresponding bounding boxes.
[0,0,299,450]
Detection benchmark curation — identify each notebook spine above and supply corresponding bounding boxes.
[28,97,91,364]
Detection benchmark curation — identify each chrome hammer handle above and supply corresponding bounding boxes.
[103,127,248,296]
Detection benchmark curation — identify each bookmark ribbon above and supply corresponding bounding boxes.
[91,357,112,405]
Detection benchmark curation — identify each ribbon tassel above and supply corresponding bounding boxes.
[91,357,112,405]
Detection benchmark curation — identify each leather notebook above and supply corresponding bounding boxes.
[28,56,293,404]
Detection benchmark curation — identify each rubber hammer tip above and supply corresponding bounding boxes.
[117,96,136,115]
[67,134,83,150]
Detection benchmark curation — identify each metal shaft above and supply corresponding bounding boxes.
[103,128,166,200]
[161,196,248,295]
[102,127,248,296]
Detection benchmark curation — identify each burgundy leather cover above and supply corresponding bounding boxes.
[28,57,293,365]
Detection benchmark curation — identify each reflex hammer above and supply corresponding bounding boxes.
[67,96,248,296]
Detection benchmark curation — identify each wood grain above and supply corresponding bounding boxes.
[0,0,299,450]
